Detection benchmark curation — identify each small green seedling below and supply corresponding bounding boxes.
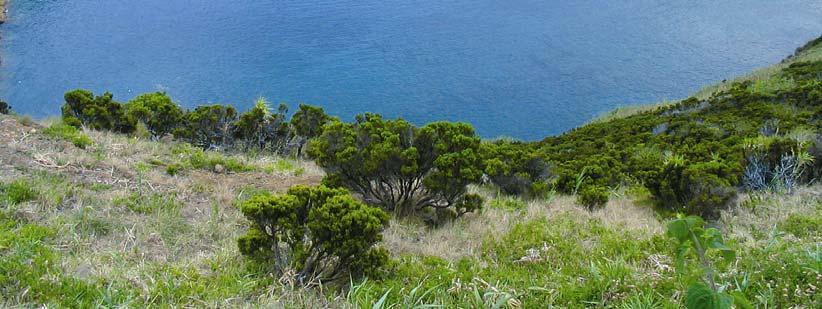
[666,215,752,309]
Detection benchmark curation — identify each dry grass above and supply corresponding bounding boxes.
[0,115,328,307]
[383,187,664,261]
[722,185,822,244]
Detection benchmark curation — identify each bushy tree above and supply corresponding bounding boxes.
[124,92,184,140]
[290,104,331,156]
[61,89,129,132]
[237,185,390,284]
[482,141,552,197]
[179,104,238,149]
[308,114,484,218]
[645,157,738,219]
[234,98,292,152]
[0,101,10,115]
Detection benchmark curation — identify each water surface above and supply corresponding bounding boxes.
[1,0,821,139]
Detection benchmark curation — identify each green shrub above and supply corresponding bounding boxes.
[482,141,552,198]
[178,104,238,149]
[645,159,738,218]
[309,114,484,218]
[577,185,609,209]
[41,122,94,149]
[0,180,38,204]
[234,98,291,152]
[125,92,184,140]
[61,89,130,132]
[290,103,332,156]
[237,185,390,284]
[0,101,10,114]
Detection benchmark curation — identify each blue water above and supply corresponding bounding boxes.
[1,1,820,140]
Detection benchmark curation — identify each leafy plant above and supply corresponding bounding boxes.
[666,215,751,309]
[237,185,390,285]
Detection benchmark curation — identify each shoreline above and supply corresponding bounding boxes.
[0,0,6,24]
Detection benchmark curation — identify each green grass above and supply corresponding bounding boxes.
[0,180,38,205]
[113,192,179,214]
[41,122,94,149]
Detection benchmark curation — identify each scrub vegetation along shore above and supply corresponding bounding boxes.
[1,36,821,308]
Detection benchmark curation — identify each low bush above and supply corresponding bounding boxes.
[177,104,238,149]
[61,89,131,132]
[0,101,10,114]
[576,185,609,210]
[41,122,94,149]
[645,160,738,218]
[482,141,552,198]
[237,185,390,284]
[234,99,292,153]
[125,92,184,140]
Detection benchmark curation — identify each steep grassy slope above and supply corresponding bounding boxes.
[1,38,821,308]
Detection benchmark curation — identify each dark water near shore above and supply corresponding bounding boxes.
[1,1,820,139]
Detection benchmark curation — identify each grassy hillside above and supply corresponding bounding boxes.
[1,37,821,308]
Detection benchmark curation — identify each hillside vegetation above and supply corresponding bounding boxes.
[0,37,821,308]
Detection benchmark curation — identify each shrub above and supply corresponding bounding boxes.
[41,122,94,149]
[0,180,38,205]
[0,101,10,114]
[645,159,738,219]
[125,92,184,140]
[308,114,484,218]
[61,89,130,132]
[290,103,331,156]
[576,185,609,210]
[237,185,390,284]
[234,98,292,153]
[179,104,238,149]
[482,141,552,198]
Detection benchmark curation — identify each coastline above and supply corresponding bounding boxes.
[0,0,6,24]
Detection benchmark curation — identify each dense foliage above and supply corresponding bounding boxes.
[61,89,130,132]
[308,114,485,219]
[237,185,390,285]
[512,59,822,216]
[59,91,331,156]
[124,92,185,140]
